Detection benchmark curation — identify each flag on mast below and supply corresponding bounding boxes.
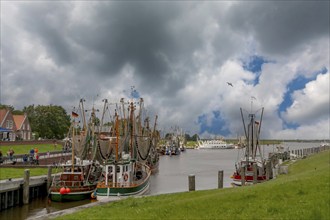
[72,111,79,118]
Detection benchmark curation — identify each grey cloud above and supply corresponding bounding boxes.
[18,2,76,65]
[226,1,329,55]
[1,1,329,139]
[69,2,200,82]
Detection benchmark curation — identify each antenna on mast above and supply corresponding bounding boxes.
[251,96,256,112]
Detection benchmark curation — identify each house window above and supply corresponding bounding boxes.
[6,120,13,129]
[23,124,25,129]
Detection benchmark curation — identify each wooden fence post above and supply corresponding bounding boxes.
[241,167,245,186]
[266,161,270,180]
[47,165,52,190]
[23,169,30,205]
[253,163,258,184]
[188,174,195,191]
[218,170,224,189]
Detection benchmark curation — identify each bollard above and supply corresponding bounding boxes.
[266,161,271,180]
[241,167,245,186]
[273,164,278,179]
[253,163,258,184]
[23,169,30,205]
[279,165,288,174]
[218,170,224,189]
[188,174,195,191]
[47,165,52,190]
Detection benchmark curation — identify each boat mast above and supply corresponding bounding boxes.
[255,107,264,160]
[129,102,135,158]
[120,98,127,136]
[100,99,108,132]
[240,108,248,141]
[152,115,158,146]
[138,98,144,137]
[80,98,87,133]
[152,115,158,136]
[115,110,119,162]
[249,113,255,160]
[71,119,75,173]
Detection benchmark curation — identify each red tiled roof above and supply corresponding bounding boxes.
[0,109,9,126]
[13,115,25,130]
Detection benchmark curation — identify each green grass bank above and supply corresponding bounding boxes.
[56,150,330,220]
[0,143,61,155]
[0,168,50,180]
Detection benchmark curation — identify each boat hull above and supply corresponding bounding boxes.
[231,173,267,186]
[198,146,234,149]
[198,140,234,149]
[96,178,150,197]
[50,189,95,202]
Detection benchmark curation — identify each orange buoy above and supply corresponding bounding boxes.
[60,187,66,194]
[66,187,71,193]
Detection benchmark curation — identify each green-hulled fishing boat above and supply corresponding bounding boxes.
[49,160,101,202]
[50,101,102,202]
[96,99,151,197]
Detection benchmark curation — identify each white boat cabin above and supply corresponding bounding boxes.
[104,154,134,187]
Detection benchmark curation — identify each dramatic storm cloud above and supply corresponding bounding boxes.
[1,1,329,139]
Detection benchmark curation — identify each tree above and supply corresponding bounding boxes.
[23,105,71,139]
[0,104,14,111]
[185,133,191,141]
[191,134,200,141]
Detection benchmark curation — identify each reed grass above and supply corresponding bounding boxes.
[56,150,330,220]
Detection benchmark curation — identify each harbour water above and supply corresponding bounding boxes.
[0,142,322,219]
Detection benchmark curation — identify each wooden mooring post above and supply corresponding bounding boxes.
[23,169,30,205]
[218,170,224,189]
[47,165,52,190]
[266,161,271,180]
[253,163,258,184]
[241,167,245,186]
[188,174,195,191]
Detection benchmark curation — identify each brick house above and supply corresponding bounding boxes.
[0,109,32,141]
[13,114,32,140]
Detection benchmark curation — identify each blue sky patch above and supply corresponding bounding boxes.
[130,89,140,99]
[279,68,328,129]
[198,111,230,136]
[242,55,270,85]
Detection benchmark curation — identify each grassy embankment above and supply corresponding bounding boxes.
[0,144,63,180]
[0,143,61,155]
[0,168,51,180]
[56,150,330,220]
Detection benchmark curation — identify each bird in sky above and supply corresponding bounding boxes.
[227,82,233,87]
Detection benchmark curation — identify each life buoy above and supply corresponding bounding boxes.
[123,173,128,182]
[91,191,97,199]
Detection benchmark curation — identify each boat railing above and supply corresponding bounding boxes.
[53,180,86,187]
[97,181,138,188]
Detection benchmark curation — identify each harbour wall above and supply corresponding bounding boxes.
[0,174,48,211]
